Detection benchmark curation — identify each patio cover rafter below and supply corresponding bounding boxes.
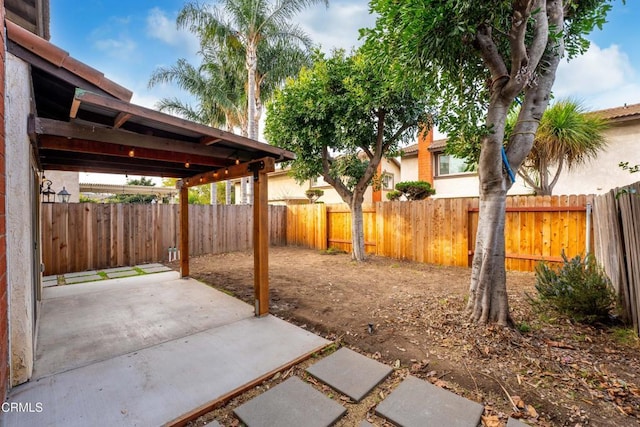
[181,157,276,188]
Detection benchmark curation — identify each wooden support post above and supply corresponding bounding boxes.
[179,183,189,278]
[253,166,270,316]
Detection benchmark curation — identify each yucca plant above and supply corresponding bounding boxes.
[509,99,608,195]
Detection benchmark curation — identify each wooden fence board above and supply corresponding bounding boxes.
[41,203,287,275]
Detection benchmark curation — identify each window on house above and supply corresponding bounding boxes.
[436,153,471,176]
[381,173,394,190]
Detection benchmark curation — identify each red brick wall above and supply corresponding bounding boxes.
[0,0,9,401]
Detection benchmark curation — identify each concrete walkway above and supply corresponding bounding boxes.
[2,272,329,427]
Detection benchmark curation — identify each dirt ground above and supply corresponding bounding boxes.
[177,247,640,427]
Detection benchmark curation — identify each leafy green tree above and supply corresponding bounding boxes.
[162,178,211,205]
[509,99,608,195]
[366,0,616,324]
[266,49,432,260]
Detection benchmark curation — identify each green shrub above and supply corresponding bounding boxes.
[386,190,402,201]
[394,181,435,200]
[534,252,616,324]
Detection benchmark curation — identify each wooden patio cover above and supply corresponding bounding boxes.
[7,19,294,316]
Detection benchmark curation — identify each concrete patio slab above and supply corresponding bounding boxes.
[135,263,166,269]
[234,377,346,427]
[65,274,103,284]
[63,270,98,278]
[375,376,484,427]
[306,347,392,402]
[42,275,57,282]
[34,272,254,379]
[4,315,328,427]
[359,421,374,427]
[138,265,172,273]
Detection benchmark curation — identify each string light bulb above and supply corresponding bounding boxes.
[225,168,229,175]
[128,148,135,157]
[185,161,190,169]
[235,157,240,165]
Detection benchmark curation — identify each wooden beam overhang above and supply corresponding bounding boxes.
[72,89,291,157]
[38,136,228,168]
[182,157,275,188]
[31,116,240,159]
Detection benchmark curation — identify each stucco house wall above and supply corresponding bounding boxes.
[551,120,640,195]
[42,171,80,203]
[234,157,400,205]
[6,52,36,385]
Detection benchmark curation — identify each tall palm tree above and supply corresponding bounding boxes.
[176,0,328,141]
[177,0,327,203]
[513,99,608,195]
[148,52,247,134]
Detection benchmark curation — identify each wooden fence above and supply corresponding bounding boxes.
[41,203,287,275]
[286,195,592,272]
[593,182,640,334]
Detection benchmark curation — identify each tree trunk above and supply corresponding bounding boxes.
[467,191,510,325]
[350,196,366,261]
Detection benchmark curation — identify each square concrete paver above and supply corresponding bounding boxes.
[507,417,530,427]
[306,347,393,402]
[43,275,57,282]
[65,274,103,284]
[359,421,374,427]
[106,270,138,279]
[64,270,98,278]
[376,376,484,427]
[102,267,136,274]
[234,377,346,427]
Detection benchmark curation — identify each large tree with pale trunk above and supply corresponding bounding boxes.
[366,0,617,325]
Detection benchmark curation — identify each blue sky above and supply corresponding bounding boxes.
[48,0,639,183]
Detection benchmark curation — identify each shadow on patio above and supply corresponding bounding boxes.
[2,271,329,426]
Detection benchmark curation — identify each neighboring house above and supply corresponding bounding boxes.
[401,104,640,197]
[235,157,401,205]
[401,129,533,198]
[551,103,640,195]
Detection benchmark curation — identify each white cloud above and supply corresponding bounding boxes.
[145,8,200,57]
[554,42,640,109]
[93,38,137,59]
[297,1,376,53]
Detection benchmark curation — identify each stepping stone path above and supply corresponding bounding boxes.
[306,347,393,402]
[507,417,530,427]
[49,264,173,286]
[233,347,487,427]
[376,375,484,427]
[234,377,346,427]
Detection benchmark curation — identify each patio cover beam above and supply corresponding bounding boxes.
[179,184,189,278]
[181,157,275,188]
[253,165,269,316]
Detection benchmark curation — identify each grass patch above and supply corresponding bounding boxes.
[611,327,639,346]
[320,247,347,255]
